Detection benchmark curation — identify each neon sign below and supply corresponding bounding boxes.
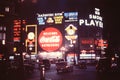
[26,25,37,54]
[38,27,63,52]
[65,24,78,40]
[54,16,63,24]
[64,12,78,22]
[79,8,103,28]
[37,12,63,25]
[13,20,21,42]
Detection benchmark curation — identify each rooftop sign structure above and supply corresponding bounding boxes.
[79,8,103,28]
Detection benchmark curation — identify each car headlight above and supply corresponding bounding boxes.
[66,66,69,68]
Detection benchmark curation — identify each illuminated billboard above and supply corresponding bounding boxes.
[37,12,64,53]
[79,8,103,28]
[36,10,104,60]
[64,12,78,22]
[13,20,26,42]
[80,38,94,50]
[64,12,78,49]
[13,20,21,42]
[37,12,64,25]
[38,27,63,52]
[26,25,37,54]
[80,53,96,59]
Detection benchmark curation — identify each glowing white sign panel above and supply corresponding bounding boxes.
[80,53,96,59]
[64,12,78,22]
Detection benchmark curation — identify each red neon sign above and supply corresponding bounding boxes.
[38,27,63,52]
[13,20,21,42]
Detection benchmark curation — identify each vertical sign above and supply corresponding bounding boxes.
[13,20,21,42]
[64,12,78,49]
[26,25,37,54]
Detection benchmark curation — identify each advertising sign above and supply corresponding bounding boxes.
[26,25,37,54]
[13,20,21,42]
[64,23,78,48]
[64,12,78,48]
[37,12,63,25]
[64,12,78,22]
[80,53,96,59]
[79,8,103,28]
[80,38,94,50]
[38,27,63,52]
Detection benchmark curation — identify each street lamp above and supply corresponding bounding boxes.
[72,40,76,65]
[60,47,66,59]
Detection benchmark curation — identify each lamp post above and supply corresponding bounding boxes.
[60,47,66,60]
[72,40,76,65]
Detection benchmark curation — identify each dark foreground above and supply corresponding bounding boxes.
[1,64,120,80]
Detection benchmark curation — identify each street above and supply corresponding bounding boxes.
[24,64,120,80]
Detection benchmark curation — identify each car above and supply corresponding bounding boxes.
[55,61,73,73]
[55,58,65,63]
[78,60,87,69]
[96,58,111,72]
[110,57,119,72]
[39,59,51,70]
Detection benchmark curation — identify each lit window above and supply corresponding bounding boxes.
[5,7,9,12]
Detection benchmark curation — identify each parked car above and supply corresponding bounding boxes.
[55,61,73,73]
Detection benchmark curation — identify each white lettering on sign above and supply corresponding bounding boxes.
[40,36,60,43]
[41,44,59,47]
[55,13,63,16]
[79,8,103,28]
[89,14,102,21]
[95,8,100,15]
[43,32,57,35]
[37,13,54,17]
[79,19,103,28]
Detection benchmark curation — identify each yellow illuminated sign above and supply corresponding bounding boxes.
[46,17,54,23]
[13,47,17,52]
[54,16,63,24]
[65,24,77,35]
[26,25,37,54]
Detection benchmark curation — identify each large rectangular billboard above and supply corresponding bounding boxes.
[37,12,64,52]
